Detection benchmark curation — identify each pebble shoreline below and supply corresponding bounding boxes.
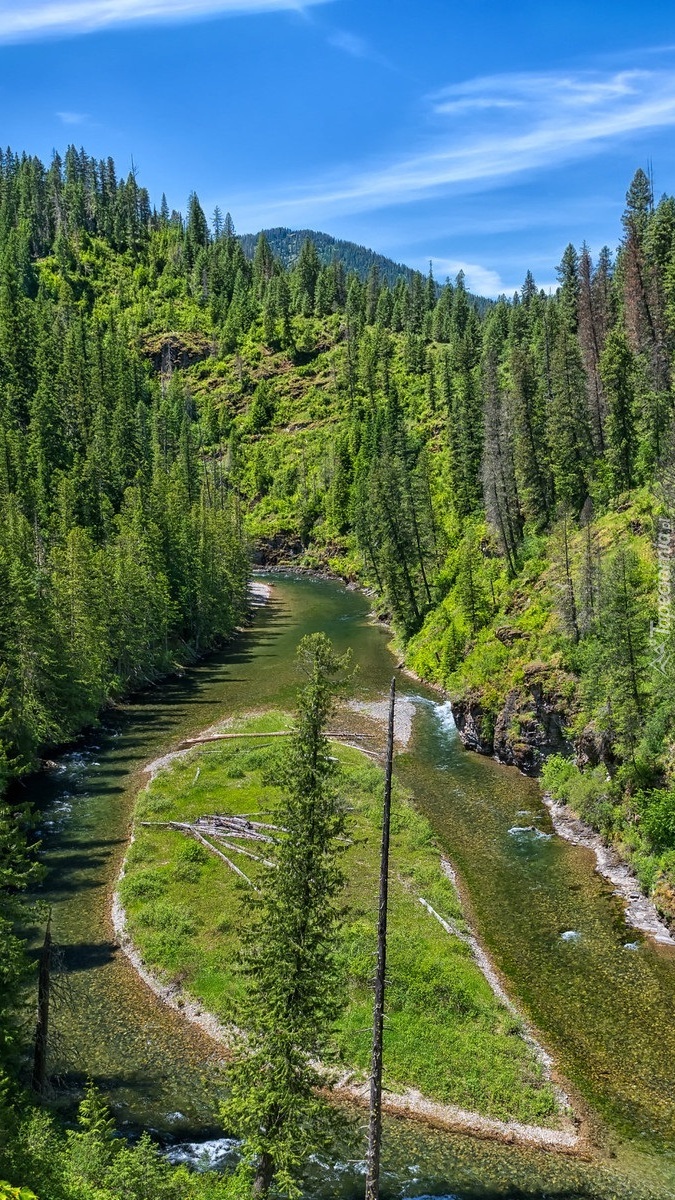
[542,793,675,946]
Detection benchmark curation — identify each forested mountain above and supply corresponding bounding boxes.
[2,146,675,1109]
[239,225,492,314]
[239,226,418,287]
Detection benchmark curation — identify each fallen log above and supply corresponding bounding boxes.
[139,820,256,888]
[215,839,275,868]
[195,815,277,842]
[202,815,285,835]
[180,731,292,747]
[179,730,374,748]
[191,828,257,888]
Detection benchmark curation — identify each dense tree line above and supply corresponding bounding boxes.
[238,227,418,291]
[0,149,250,1099]
[0,149,250,797]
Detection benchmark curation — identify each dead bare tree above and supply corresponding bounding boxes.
[364,678,396,1200]
[32,910,52,1096]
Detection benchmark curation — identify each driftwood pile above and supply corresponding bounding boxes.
[141,727,374,887]
[140,814,284,889]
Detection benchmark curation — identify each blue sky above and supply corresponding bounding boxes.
[2,0,675,295]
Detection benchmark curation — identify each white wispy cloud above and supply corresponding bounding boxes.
[434,96,521,116]
[429,258,503,297]
[328,29,367,58]
[431,71,643,115]
[229,61,675,228]
[0,0,331,42]
[56,109,88,124]
[326,26,390,68]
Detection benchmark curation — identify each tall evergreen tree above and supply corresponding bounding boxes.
[600,327,639,495]
[223,635,350,1198]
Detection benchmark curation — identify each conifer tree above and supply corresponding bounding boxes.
[314,264,335,317]
[252,233,275,300]
[482,312,522,571]
[622,169,669,395]
[456,526,491,632]
[185,191,209,263]
[223,635,350,1199]
[578,244,607,454]
[600,327,639,494]
[508,309,550,524]
[365,263,381,324]
[547,321,593,511]
[292,238,321,316]
[66,1084,120,1187]
[556,243,580,332]
[597,546,650,759]
[578,497,599,635]
[551,510,580,643]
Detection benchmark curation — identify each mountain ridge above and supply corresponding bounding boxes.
[238,225,492,311]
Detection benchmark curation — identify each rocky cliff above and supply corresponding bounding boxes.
[452,664,573,775]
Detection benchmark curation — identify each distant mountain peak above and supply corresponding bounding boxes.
[239,227,490,309]
[239,227,415,287]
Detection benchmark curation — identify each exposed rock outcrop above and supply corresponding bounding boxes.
[494,625,529,648]
[574,721,616,770]
[452,666,573,775]
[451,693,494,756]
[140,331,213,375]
[253,534,304,564]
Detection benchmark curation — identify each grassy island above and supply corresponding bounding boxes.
[119,711,560,1127]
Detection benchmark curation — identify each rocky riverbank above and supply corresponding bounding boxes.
[542,793,675,946]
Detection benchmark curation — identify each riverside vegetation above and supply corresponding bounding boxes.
[1,146,675,1189]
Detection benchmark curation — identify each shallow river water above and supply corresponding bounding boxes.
[26,574,675,1198]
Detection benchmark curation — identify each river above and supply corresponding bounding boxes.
[27,573,675,1198]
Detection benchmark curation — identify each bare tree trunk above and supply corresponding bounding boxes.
[562,514,580,644]
[32,910,52,1096]
[405,476,432,605]
[253,1150,275,1197]
[365,678,396,1200]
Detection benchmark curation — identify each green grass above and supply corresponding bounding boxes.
[121,711,560,1125]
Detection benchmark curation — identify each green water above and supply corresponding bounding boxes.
[29,574,675,1197]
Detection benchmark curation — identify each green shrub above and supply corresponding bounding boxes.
[632,851,660,894]
[172,861,202,883]
[120,870,165,902]
[640,788,675,854]
[541,756,610,828]
[137,901,196,937]
[540,754,577,797]
[245,380,275,433]
[177,840,208,864]
[138,792,172,816]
